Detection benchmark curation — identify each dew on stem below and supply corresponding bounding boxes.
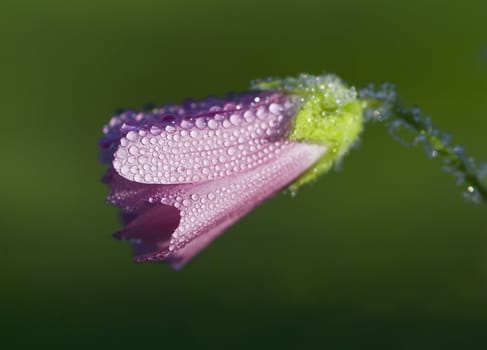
[359,83,487,204]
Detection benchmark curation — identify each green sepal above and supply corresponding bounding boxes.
[252,74,364,191]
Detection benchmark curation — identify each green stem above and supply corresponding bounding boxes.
[362,97,487,204]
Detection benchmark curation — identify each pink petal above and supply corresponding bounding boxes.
[111,141,326,268]
[163,142,326,268]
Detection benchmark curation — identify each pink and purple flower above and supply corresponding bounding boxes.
[99,74,363,268]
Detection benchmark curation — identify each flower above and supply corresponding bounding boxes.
[99,74,364,269]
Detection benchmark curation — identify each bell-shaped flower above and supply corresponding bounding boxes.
[99,74,364,268]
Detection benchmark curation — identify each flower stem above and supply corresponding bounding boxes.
[359,83,487,204]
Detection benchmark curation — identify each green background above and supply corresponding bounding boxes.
[1,0,487,347]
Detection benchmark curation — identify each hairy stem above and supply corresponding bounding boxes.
[359,84,487,204]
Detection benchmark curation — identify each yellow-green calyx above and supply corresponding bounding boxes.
[252,73,364,190]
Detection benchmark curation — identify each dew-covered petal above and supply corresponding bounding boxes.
[111,93,300,184]
[130,141,327,268]
[100,73,366,268]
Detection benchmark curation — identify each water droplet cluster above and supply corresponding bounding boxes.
[134,142,326,262]
[111,93,299,184]
[100,93,289,161]
[252,73,357,110]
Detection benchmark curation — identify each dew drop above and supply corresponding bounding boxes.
[116,149,128,159]
[224,103,236,111]
[150,126,161,135]
[165,125,176,133]
[138,155,148,164]
[120,165,130,176]
[243,110,254,122]
[120,138,128,147]
[208,119,219,129]
[180,118,193,130]
[126,131,139,142]
[214,113,225,121]
[230,114,240,126]
[256,108,267,120]
[195,118,206,129]
[269,103,282,115]
[141,137,150,145]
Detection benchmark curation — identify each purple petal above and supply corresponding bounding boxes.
[111,93,299,184]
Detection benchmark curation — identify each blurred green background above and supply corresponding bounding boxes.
[1,0,487,347]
